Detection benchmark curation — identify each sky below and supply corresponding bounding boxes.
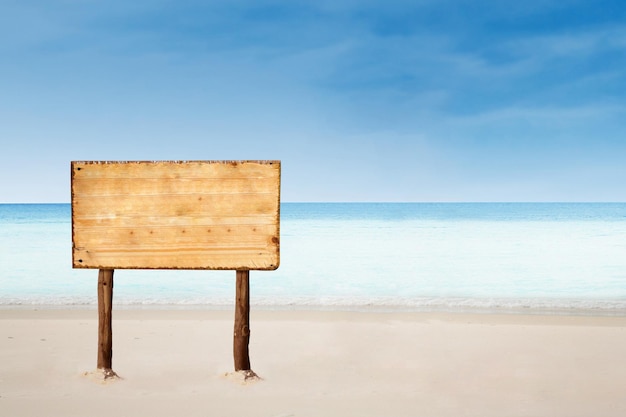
[1,0,625,202]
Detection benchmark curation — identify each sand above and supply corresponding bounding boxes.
[1,308,625,417]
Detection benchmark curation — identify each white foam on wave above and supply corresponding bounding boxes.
[2,295,625,316]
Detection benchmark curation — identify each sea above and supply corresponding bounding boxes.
[1,203,625,315]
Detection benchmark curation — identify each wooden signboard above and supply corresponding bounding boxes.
[71,160,280,378]
[72,160,280,270]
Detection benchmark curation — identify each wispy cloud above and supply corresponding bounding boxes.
[1,0,625,201]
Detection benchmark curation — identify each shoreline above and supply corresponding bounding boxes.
[2,302,625,317]
[3,306,626,325]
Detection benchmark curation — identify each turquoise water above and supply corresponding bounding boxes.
[1,203,625,313]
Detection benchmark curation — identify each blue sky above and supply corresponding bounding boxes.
[1,0,625,202]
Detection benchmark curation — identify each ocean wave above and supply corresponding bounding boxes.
[2,295,625,315]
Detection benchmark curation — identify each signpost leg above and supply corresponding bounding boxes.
[97,268,116,378]
[234,270,251,371]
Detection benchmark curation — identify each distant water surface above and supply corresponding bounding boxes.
[1,203,625,314]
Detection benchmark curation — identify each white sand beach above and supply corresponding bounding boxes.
[1,308,625,417]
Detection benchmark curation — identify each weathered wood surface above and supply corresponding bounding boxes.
[233,270,251,371]
[97,269,114,371]
[71,160,280,270]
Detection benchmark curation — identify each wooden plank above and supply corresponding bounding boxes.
[72,177,278,196]
[72,193,278,217]
[72,160,280,270]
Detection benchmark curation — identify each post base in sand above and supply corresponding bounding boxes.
[100,368,120,379]
[224,369,261,384]
[83,368,122,382]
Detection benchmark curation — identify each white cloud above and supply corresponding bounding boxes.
[502,25,626,59]
[448,103,626,128]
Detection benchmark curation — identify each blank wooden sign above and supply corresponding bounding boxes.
[71,160,280,270]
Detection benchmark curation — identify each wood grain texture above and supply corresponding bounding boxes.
[97,269,114,371]
[233,270,251,371]
[72,161,280,270]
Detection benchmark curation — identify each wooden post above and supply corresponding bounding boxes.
[233,270,251,371]
[97,268,116,377]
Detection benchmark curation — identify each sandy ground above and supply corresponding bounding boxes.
[1,308,625,417]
